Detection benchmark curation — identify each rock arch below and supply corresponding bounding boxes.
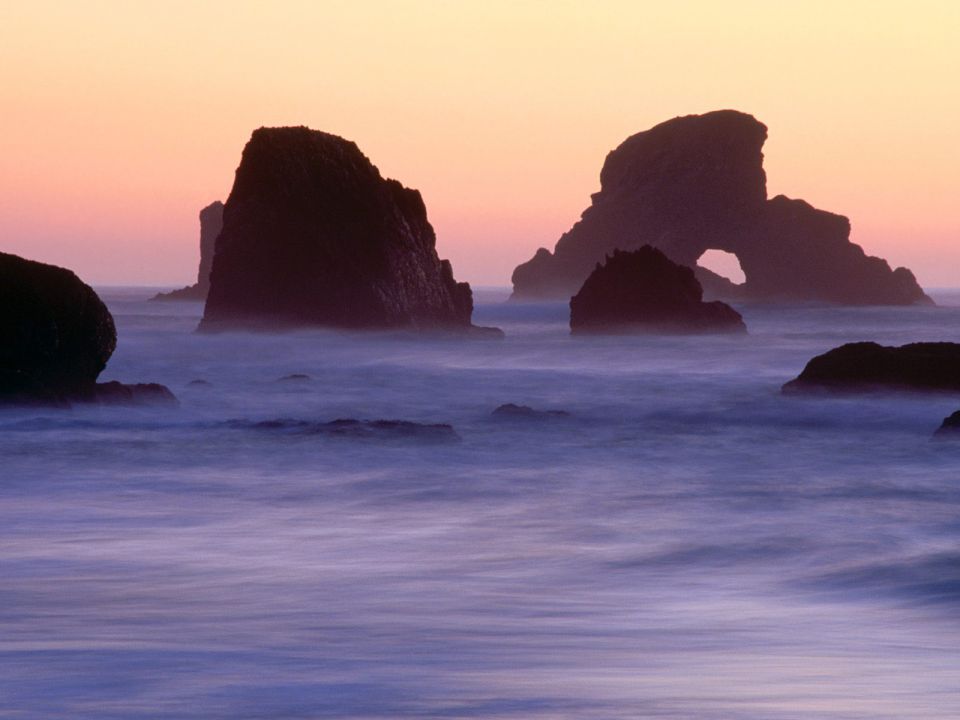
[510,111,930,306]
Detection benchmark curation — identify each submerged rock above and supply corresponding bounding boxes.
[491,403,571,419]
[74,381,180,407]
[200,126,493,334]
[277,373,312,383]
[0,252,176,407]
[569,247,746,334]
[783,342,960,394]
[511,110,930,306]
[152,201,224,301]
[229,417,459,441]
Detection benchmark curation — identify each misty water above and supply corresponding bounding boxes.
[3,288,960,719]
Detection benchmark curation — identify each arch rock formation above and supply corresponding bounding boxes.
[511,110,930,306]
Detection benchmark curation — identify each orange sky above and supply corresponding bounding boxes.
[0,1,957,288]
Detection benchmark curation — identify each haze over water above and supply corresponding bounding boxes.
[2,289,959,718]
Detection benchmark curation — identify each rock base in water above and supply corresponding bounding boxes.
[569,247,746,335]
[783,342,960,394]
[200,127,489,333]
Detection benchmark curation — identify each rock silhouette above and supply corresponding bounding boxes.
[0,252,175,406]
[512,110,930,306]
[934,411,960,438]
[783,342,960,394]
[152,201,224,301]
[569,246,746,334]
[200,127,489,333]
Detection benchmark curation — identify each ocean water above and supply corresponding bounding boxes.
[2,288,960,719]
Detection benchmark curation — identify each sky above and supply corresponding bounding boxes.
[0,1,957,288]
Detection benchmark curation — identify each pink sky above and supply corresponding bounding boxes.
[0,1,957,288]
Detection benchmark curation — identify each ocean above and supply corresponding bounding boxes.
[2,288,959,719]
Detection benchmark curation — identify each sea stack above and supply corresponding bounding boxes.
[512,110,930,306]
[783,342,960,394]
[200,127,487,333]
[569,246,746,334]
[0,252,176,406]
[152,200,224,301]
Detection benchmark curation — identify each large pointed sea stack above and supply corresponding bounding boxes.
[200,127,484,332]
[0,252,176,406]
[570,246,746,334]
[512,110,930,306]
[153,201,224,301]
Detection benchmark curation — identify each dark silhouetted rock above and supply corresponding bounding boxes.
[934,411,960,438]
[153,201,224,301]
[0,252,115,402]
[228,417,459,441]
[187,379,212,387]
[783,342,960,394]
[569,247,746,334]
[277,373,311,383]
[200,127,493,334]
[0,252,177,407]
[492,403,571,419]
[511,110,931,306]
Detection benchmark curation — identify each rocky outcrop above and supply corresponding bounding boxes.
[569,246,746,334]
[934,411,960,438]
[783,342,960,394]
[152,201,224,301]
[512,110,930,306]
[0,252,176,406]
[200,127,492,333]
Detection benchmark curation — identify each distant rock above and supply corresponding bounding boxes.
[187,379,212,387]
[491,403,571,419]
[934,411,960,438]
[0,252,176,407]
[200,127,496,334]
[783,342,960,394]
[228,417,459,441]
[569,246,746,334]
[152,201,224,301]
[277,373,311,383]
[511,110,930,306]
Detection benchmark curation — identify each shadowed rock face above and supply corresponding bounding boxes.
[200,127,478,332]
[935,411,960,438]
[0,252,176,406]
[152,201,224,301]
[0,252,116,401]
[783,342,960,394]
[569,246,746,334]
[512,110,930,306]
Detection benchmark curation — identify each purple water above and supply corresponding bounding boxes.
[2,288,959,719]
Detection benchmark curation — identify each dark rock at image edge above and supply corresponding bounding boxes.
[784,342,960,394]
[0,252,177,407]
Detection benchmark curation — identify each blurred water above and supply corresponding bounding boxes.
[2,288,960,719]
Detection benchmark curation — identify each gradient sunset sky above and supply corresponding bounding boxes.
[1,1,957,287]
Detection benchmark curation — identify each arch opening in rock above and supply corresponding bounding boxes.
[697,249,746,285]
